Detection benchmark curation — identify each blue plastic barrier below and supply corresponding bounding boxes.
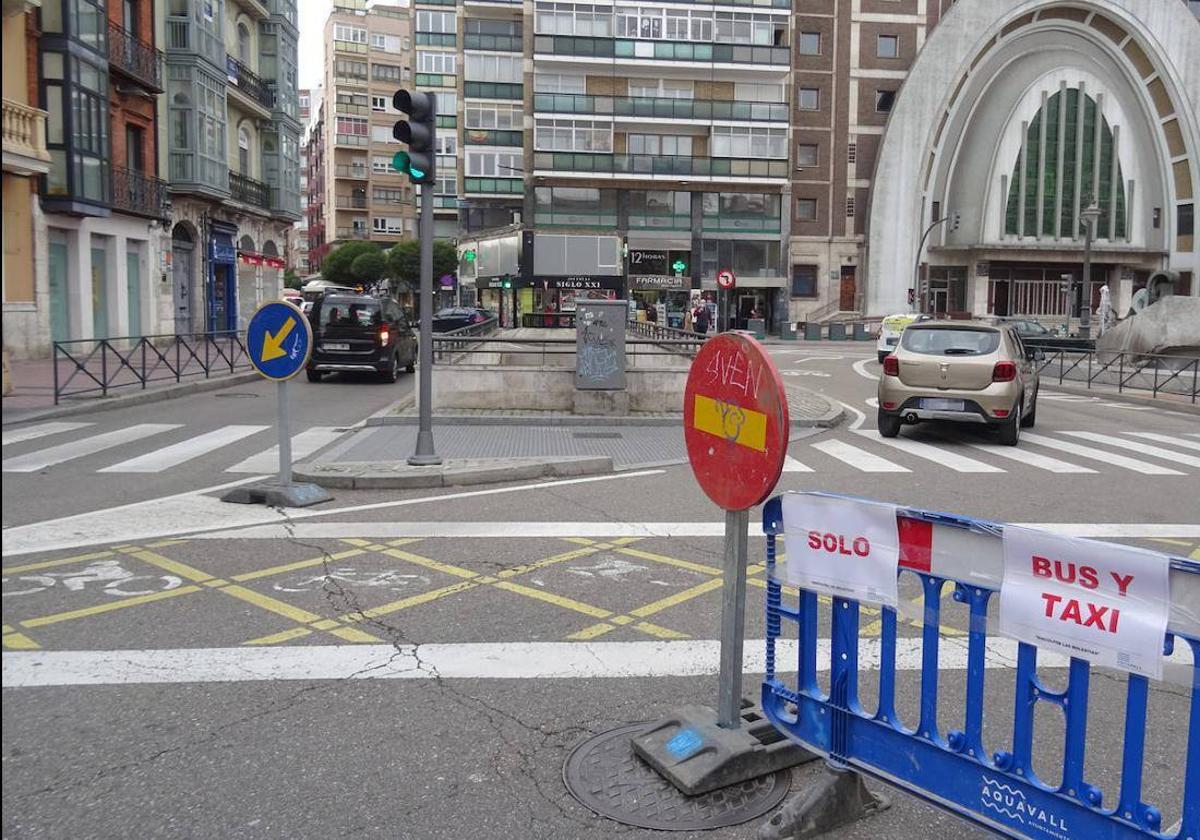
[761,493,1200,839]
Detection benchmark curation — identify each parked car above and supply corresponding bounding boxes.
[876,312,932,363]
[877,321,1042,445]
[306,293,417,383]
[984,316,1094,352]
[431,307,495,333]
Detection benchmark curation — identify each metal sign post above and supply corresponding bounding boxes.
[717,507,750,729]
[409,181,442,466]
[276,379,292,485]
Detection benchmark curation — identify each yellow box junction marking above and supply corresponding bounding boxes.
[692,393,768,452]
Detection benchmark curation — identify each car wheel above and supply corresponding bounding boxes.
[379,353,399,383]
[1020,389,1037,428]
[305,370,322,383]
[877,409,902,438]
[877,351,888,365]
[405,358,415,374]
[998,399,1022,446]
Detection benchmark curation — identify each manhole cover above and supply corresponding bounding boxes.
[214,392,260,398]
[572,431,623,439]
[563,722,790,830]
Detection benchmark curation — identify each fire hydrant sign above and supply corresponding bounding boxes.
[998,526,1170,680]
[781,494,900,608]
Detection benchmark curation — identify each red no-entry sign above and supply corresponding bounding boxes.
[717,269,736,290]
[683,333,789,511]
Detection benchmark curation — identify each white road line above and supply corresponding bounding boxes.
[811,439,909,472]
[782,455,813,473]
[0,638,1072,688]
[854,430,1004,473]
[225,427,344,473]
[1060,431,1200,469]
[965,443,1096,474]
[1128,432,1200,454]
[1020,433,1185,475]
[1098,403,1155,411]
[1,421,94,446]
[99,425,271,473]
[835,400,867,431]
[852,357,877,381]
[1040,394,1093,402]
[2,424,183,473]
[194,521,1200,541]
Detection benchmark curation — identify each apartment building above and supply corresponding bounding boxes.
[164,0,301,335]
[286,85,316,276]
[317,1,419,263]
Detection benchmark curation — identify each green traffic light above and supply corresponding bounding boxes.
[392,151,410,173]
[409,165,426,180]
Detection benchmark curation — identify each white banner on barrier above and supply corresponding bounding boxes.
[998,526,1170,680]
[781,494,899,608]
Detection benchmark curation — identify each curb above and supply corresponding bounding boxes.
[2,371,262,426]
[292,455,614,490]
[1042,383,1200,415]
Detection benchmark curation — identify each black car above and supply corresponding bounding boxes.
[431,307,494,333]
[306,294,417,382]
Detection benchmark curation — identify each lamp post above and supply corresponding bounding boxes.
[912,210,959,314]
[1079,201,1101,339]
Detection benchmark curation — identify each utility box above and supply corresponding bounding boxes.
[748,318,766,339]
[853,323,868,341]
[828,323,847,341]
[804,322,822,340]
[575,299,627,391]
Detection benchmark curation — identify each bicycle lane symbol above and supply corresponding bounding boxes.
[271,568,431,593]
[2,560,184,599]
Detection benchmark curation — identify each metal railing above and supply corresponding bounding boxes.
[229,171,271,209]
[533,151,789,178]
[431,317,499,362]
[533,92,789,122]
[429,334,703,368]
[534,35,790,65]
[1036,348,1199,403]
[225,54,275,110]
[522,312,576,329]
[52,332,251,404]
[108,20,163,91]
[628,320,708,356]
[111,165,170,220]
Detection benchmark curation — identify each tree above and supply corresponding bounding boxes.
[322,241,380,286]
[283,269,302,290]
[387,239,458,291]
[351,251,387,288]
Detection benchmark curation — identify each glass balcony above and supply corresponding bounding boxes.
[463,128,523,147]
[335,194,368,209]
[702,213,781,233]
[463,82,523,101]
[416,33,456,47]
[111,165,170,220]
[464,177,524,194]
[108,21,163,92]
[165,15,224,68]
[629,212,691,230]
[334,163,369,179]
[533,152,788,178]
[336,227,371,240]
[463,33,522,51]
[229,170,271,209]
[533,93,788,122]
[415,73,456,88]
[535,211,618,228]
[226,55,275,110]
[533,36,789,66]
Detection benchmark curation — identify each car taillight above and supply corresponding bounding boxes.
[882,355,899,376]
[379,328,390,345]
[992,361,1017,382]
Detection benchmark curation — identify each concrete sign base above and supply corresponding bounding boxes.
[221,479,333,508]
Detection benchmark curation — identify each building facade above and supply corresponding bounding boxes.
[164,0,301,335]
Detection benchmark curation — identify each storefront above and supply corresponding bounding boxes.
[629,274,690,328]
[519,275,623,327]
[208,223,238,333]
[474,276,514,327]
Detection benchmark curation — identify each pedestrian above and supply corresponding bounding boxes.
[693,303,710,336]
[683,306,693,332]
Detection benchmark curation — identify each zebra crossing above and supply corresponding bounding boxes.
[2,420,344,476]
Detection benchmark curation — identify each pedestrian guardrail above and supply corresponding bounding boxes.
[628,320,709,357]
[522,312,575,329]
[760,492,1199,840]
[52,331,251,404]
[428,335,702,367]
[1035,348,1199,403]
[429,317,498,363]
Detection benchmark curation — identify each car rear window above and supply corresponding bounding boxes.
[319,299,380,328]
[901,328,1001,356]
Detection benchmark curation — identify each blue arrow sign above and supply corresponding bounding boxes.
[246,301,312,381]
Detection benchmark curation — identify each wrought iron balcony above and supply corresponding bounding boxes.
[111,165,170,220]
[225,55,275,111]
[229,170,271,209]
[109,21,163,92]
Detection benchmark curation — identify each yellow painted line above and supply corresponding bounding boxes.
[1151,538,1192,547]
[492,581,613,619]
[353,580,482,621]
[203,579,230,588]
[21,585,202,628]
[124,548,214,584]
[146,539,189,548]
[245,627,313,645]
[859,619,882,638]
[629,577,725,618]
[2,625,13,634]
[2,632,40,650]
[615,546,722,576]
[568,622,616,641]
[231,549,366,582]
[386,538,425,547]
[610,537,644,546]
[329,626,380,643]
[634,621,689,640]
[379,547,478,580]
[611,615,634,626]
[310,619,341,631]
[692,393,768,451]
[1192,548,1200,561]
[218,584,324,624]
[3,550,115,575]
[495,545,603,579]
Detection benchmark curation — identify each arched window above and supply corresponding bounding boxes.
[172,223,194,245]
[262,241,279,257]
[240,235,256,253]
[237,22,251,63]
[238,126,251,175]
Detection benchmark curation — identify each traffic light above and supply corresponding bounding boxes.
[501,275,513,290]
[392,89,437,184]
[949,210,961,232]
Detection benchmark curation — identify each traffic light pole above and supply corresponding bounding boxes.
[409,181,441,466]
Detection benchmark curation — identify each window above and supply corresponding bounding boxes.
[534,2,613,37]
[435,172,456,196]
[629,78,693,99]
[465,18,523,37]
[336,117,368,136]
[877,34,898,58]
[711,126,787,159]
[125,124,145,172]
[435,135,457,155]
[875,90,895,112]
[237,22,251,62]
[465,102,522,130]
[370,125,395,144]
[712,11,786,46]
[796,143,818,167]
[334,24,367,44]
[846,196,855,217]
[535,187,618,225]
[797,88,820,111]
[373,217,405,234]
[238,126,250,174]
[796,198,817,221]
[534,119,612,152]
[371,95,387,112]
[465,54,522,83]
[1181,203,1195,237]
[416,10,456,33]
[371,32,386,49]
[847,142,857,164]
[436,92,457,116]
[335,59,367,80]
[369,33,400,52]
[734,83,784,103]
[372,155,391,173]
[627,134,692,156]
[798,31,820,55]
[374,187,406,203]
[418,51,456,74]
[791,265,818,298]
[371,63,402,82]
[533,73,585,94]
[466,149,523,177]
[628,190,689,217]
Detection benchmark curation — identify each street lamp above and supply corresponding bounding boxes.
[1079,201,1101,339]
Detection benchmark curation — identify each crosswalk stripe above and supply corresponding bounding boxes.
[1040,394,1092,402]
[853,430,1004,473]
[1060,431,1200,469]
[1098,402,1155,411]
[1128,432,1200,454]
[98,425,271,474]
[2,422,95,446]
[782,455,813,473]
[965,442,1096,474]
[811,439,909,473]
[225,427,344,474]
[1020,433,1185,475]
[2,424,183,473]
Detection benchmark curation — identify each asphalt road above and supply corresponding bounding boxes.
[3,345,1198,840]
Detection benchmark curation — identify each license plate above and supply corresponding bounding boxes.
[921,398,965,411]
[323,343,350,351]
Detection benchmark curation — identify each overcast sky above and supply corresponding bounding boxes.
[298,1,333,92]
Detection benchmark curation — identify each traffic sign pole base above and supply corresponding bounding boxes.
[758,762,890,840]
[221,479,333,508]
[631,700,817,797]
